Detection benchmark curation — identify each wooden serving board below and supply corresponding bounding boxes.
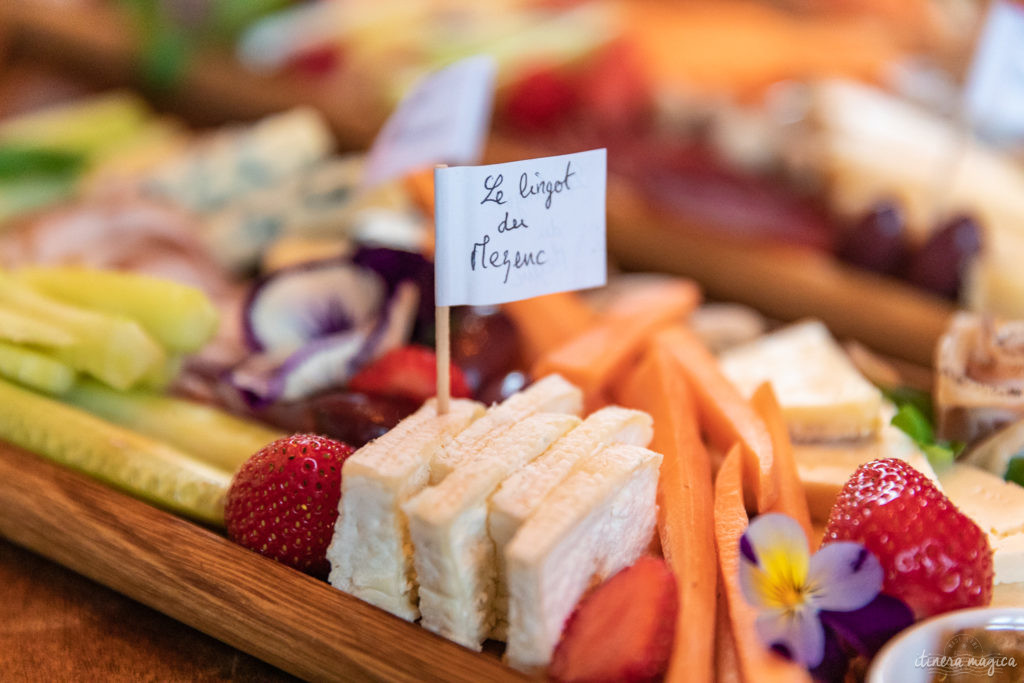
[0,441,527,682]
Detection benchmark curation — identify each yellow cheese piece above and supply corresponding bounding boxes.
[719,320,883,442]
[939,463,1024,586]
[795,412,939,522]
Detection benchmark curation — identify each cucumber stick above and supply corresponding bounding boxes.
[0,376,230,525]
[0,306,76,347]
[0,273,164,389]
[63,380,284,473]
[0,341,76,394]
[16,267,218,353]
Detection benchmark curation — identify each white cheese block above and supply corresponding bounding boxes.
[505,443,662,673]
[326,398,483,620]
[429,374,583,484]
[404,412,580,650]
[719,320,883,442]
[488,406,654,639]
[938,463,1024,585]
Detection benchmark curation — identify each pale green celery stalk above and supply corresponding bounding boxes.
[0,341,76,394]
[0,92,152,158]
[16,267,219,353]
[0,273,164,390]
[0,376,229,525]
[63,379,284,474]
[0,306,77,347]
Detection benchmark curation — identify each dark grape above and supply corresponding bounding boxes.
[904,214,982,299]
[838,202,908,275]
[451,306,522,395]
[311,391,420,448]
[477,371,530,406]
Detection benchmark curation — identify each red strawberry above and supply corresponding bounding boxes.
[824,458,992,618]
[348,345,472,404]
[502,65,581,133]
[549,557,678,683]
[225,434,354,578]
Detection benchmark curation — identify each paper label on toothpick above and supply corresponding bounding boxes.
[965,0,1024,142]
[434,149,607,307]
[362,56,496,189]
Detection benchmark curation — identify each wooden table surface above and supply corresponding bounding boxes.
[0,538,297,682]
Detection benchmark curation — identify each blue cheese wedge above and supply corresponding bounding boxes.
[429,374,583,484]
[504,443,662,673]
[488,406,653,639]
[326,398,483,620]
[404,412,580,650]
[719,320,883,442]
[938,463,1024,585]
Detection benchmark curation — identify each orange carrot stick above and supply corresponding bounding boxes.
[750,382,814,545]
[715,447,811,683]
[404,168,435,217]
[657,325,776,512]
[715,571,742,683]
[534,281,699,410]
[618,342,715,683]
[502,292,597,367]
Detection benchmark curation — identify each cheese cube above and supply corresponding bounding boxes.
[719,320,883,442]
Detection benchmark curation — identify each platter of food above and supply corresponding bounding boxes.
[3,3,1024,681]
[4,0,1000,366]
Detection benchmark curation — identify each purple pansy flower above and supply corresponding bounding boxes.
[739,513,913,681]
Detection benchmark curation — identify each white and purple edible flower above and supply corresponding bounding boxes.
[739,513,913,681]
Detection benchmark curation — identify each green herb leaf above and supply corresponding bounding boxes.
[0,145,85,179]
[891,403,934,446]
[1005,454,1024,487]
[888,396,962,472]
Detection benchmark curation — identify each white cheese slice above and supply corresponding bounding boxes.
[326,398,483,620]
[505,443,662,673]
[938,463,1024,585]
[719,320,883,442]
[429,373,583,484]
[488,406,653,639]
[404,412,580,650]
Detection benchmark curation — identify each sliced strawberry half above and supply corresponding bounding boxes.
[348,345,472,404]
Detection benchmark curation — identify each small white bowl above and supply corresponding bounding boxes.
[868,607,1024,683]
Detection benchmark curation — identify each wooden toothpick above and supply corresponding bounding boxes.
[434,164,450,415]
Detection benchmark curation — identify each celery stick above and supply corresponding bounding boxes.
[0,306,77,347]
[63,379,284,473]
[0,341,76,394]
[134,354,184,391]
[0,92,152,158]
[0,377,229,525]
[16,267,218,353]
[0,273,164,390]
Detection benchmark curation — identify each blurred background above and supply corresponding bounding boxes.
[0,0,1017,367]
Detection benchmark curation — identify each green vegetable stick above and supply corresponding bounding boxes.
[0,341,76,394]
[63,379,284,474]
[0,376,230,525]
[16,267,219,353]
[0,306,77,347]
[0,273,164,389]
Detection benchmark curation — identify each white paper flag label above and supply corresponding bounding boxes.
[434,149,607,307]
[965,0,1024,142]
[362,56,496,189]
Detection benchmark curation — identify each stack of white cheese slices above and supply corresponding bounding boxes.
[326,374,661,671]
